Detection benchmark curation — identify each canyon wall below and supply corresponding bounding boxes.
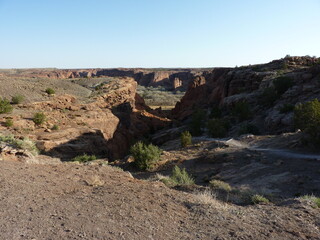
[172,56,320,133]
[4,68,202,91]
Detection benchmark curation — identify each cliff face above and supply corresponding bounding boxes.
[3,68,200,91]
[0,77,170,160]
[173,56,320,133]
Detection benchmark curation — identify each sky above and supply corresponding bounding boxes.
[0,0,319,68]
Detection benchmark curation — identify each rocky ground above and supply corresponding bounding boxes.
[0,159,319,240]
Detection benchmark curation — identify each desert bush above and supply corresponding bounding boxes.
[45,88,55,95]
[130,141,162,170]
[209,105,222,119]
[279,103,295,113]
[301,195,320,208]
[168,166,195,186]
[0,135,39,155]
[238,123,260,135]
[294,99,320,144]
[273,76,293,95]
[181,131,192,148]
[189,108,206,136]
[207,118,229,138]
[33,112,46,125]
[4,118,13,127]
[0,98,13,114]
[72,154,97,163]
[251,194,269,204]
[11,94,25,104]
[51,124,59,130]
[259,87,279,107]
[231,101,251,121]
[209,180,232,192]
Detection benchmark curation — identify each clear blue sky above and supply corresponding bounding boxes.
[0,0,319,68]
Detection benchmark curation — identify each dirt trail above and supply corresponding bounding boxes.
[196,137,320,160]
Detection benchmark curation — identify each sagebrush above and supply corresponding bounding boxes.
[130,141,162,170]
[181,131,192,147]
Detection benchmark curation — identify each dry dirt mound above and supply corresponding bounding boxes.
[0,160,319,240]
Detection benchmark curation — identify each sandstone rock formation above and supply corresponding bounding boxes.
[172,56,320,134]
[0,77,170,160]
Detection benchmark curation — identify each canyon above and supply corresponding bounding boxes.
[0,56,319,239]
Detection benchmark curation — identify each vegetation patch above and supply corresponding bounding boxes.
[231,101,251,121]
[51,124,59,130]
[130,141,162,170]
[301,195,320,208]
[207,118,229,138]
[209,105,222,119]
[162,166,195,187]
[238,123,260,135]
[259,87,279,107]
[209,180,232,192]
[273,76,293,95]
[4,118,13,127]
[189,108,206,136]
[45,88,55,95]
[33,112,46,125]
[137,86,185,107]
[11,95,25,104]
[294,99,320,145]
[279,103,295,114]
[0,135,39,155]
[251,194,269,204]
[181,131,192,148]
[0,98,13,114]
[72,154,97,163]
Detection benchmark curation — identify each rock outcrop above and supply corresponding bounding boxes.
[173,56,320,133]
[0,77,170,160]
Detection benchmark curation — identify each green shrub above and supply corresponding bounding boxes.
[72,154,97,163]
[259,87,279,107]
[207,118,229,138]
[189,108,206,136]
[251,194,269,204]
[0,135,39,155]
[130,141,162,170]
[45,88,55,95]
[238,123,260,135]
[209,179,232,192]
[231,101,251,121]
[168,166,195,186]
[301,195,320,208]
[181,131,192,148]
[136,85,185,107]
[51,124,59,130]
[273,76,293,95]
[209,106,222,119]
[4,118,13,127]
[95,83,104,91]
[0,98,13,114]
[294,99,320,144]
[279,103,295,114]
[281,62,288,70]
[33,112,46,125]
[11,95,25,104]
